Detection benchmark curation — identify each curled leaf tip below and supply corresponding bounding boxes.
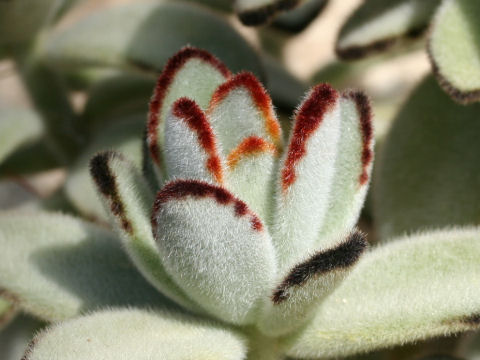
[172,98,224,184]
[152,180,263,233]
[272,230,367,304]
[148,46,231,166]
[281,83,339,192]
[90,151,133,234]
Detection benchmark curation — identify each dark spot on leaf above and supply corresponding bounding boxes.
[272,230,367,304]
[90,152,133,234]
[238,0,300,26]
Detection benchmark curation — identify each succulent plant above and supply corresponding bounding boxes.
[336,0,480,104]
[1,47,480,360]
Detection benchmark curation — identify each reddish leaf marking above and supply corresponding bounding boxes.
[342,91,373,185]
[152,180,263,233]
[281,84,339,192]
[172,98,224,184]
[209,72,282,147]
[147,47,231,165]
[227,136,277,169]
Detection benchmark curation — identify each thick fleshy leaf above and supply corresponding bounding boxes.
[226,137,277,221]
[24,309,247,360]
[273,84,341,271]
[0,315,44,360]
[258,230,367,336]
[0,211,170,321]
[317,91,374,241]
[208,72,283,156]
[272,0,328,33]
[147,47,230,180]
[90,151,200,312]
[428,0,480,104]
[374,76,480,240]
[164,98,225,184]
[0,108,43,166]
[43,2,262,75]
[284,227,480,358]
[152,180,277,325]
[234,0,303,26]
[336,0,440,60]
[64,116,143,221]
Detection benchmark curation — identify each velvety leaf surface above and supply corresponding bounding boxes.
[152,180,276,325]
[0,211,170,321]
[90,151,200,312]
[0,108,43,166]
[428,0,480,104]
[336,0,440,60]
[374,76,480,240]
[24,309,247,360]
[64,116,144,221]
[284,227,480,358]
[44,2,263,76]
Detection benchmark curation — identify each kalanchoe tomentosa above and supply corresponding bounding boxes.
[3,47,480,360]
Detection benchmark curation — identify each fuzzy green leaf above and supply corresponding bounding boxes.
[336,0,440,60]
[374,76,480,240]
[43,2,262,75]
[90,151,200,312]
[0,211,170,321]
[0,108,43,166]
[428,0,480,104]
[234,0,304,26]
[152,180,277,325]
[147,47,230,183]
[24,308,247,360]
[284,227,480,358]
[64,116,144,221]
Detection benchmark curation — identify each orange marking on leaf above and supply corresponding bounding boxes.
[342,91,373,186]
[227,136,277,169]
[209,72,282,146]
[152,180,263,232]
[147,47,231,166]
[281,84,339,192]
[172,98,224,184]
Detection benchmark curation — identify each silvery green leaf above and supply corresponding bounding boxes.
[0,314,44,360]
[272,0,328,33]
[152,180,277,325]
[234,0,304,26]
[64,116,144,221]
[374,76,480,240]
[284,227,480,358]
[258,230,367,336]
[0,211,170,321]
[0,108,43,166]
[428,0,480,104]
[147,47,230,183]
[24,309,247,360]
[272,84,342,271]
[336,0,440,60]
[164,98,225,185]
[43,2,263,75]
[90,151,200,312]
